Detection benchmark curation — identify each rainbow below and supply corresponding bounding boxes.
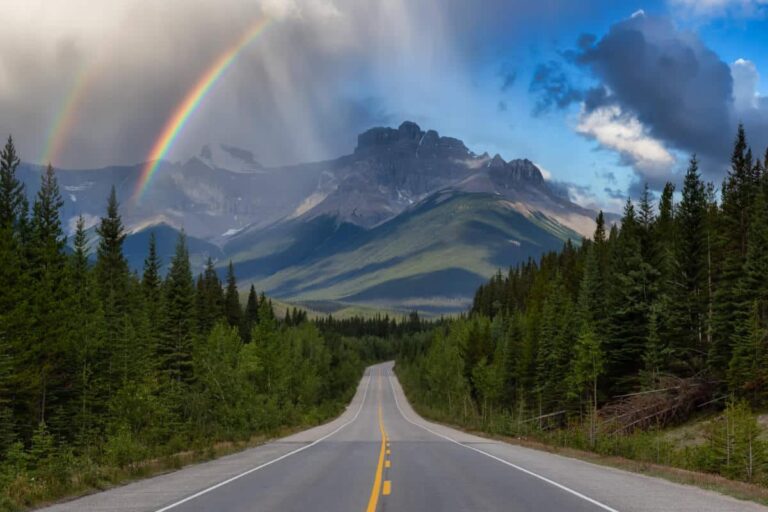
[133,17,271,202]
[41,66,93,166]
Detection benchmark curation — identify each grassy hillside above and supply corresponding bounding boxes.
[227,191,581,314]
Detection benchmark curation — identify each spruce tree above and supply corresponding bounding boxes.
[224,261,242,330]
[71,215,89,288]
[158,232,196,384]
[668,156,709,376]
[653,182,677,351]
[258,291,275,325]
[713,126,758,376]
[243,284,259,342]
[30,164,66,270]
[66,214,107,441]
[142,231,163,357]
[0,135,25,229]
[95,186,129,305]
[568,320,603,446]
[196,257,224,334]
[142,231,162,299]
[604,199,649,393]
[28,164,68,428]
[728,302,767,404]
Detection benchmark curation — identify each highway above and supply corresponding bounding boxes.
[41,362,767,512]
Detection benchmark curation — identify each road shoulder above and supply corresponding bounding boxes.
[388,368,768,512]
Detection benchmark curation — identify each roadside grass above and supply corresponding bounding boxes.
[396,374,768,507]
[468,429,768,506]
[1,406,348,512]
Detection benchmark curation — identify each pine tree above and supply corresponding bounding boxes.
[142,231,163,360]
[258,291,275,325]
[158,232,196,384]
[71,215,89,288]
[655,183,676,278]
[30,164,66,269]
[638,183,655,246]
[642,305,670,388]
[536,275,576,412]
[0,135,25,229]
[738,167,768,321]
[668,156,709,376]
[579,241,605,328]
[224,261,242,330]
[604,199,649,394]
[568,321,604,446]
[0,138,32,441]
[95,186,129,305]
[196,257,223,334]
[728,303,767,403]
[653,182,677,355]
[142,231,162,300]
[713,126,759,376]
[27,164,69,428]
[66,215,107,442]
[243,284,259,343]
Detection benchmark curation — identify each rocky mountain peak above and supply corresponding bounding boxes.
[489,154,507,168]
[354,121,469,158]
[198,143,262,172]
[485,156,544,187]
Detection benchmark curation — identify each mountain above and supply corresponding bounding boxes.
[123,223,225,275]
[227,190,582,314]
[20,122,600,315]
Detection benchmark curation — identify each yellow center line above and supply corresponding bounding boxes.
[366,370,389,512]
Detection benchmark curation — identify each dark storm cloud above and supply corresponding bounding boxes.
[529,61,583,115]
[575,14,737,168]
[576,33,596,50]
[530,12,768,183]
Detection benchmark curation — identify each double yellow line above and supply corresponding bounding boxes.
[366,371,392,512]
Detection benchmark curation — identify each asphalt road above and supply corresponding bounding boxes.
[41,362,767,512]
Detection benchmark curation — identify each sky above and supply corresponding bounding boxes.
[0,0,767,211]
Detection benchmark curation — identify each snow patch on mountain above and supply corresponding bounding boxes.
[64,182,94,192]
[222,227,244,237]
[67,213,99,235]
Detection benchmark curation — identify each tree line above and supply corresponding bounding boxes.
[0,136,375,508]
[397,126,768,483]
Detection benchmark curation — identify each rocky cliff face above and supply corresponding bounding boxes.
[298,121,549,228]
[21,120,590,248]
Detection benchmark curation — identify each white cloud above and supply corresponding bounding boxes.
[669,0,768,16]
[533,162,553,180]
[732,58,761,111]
[576,104,676,178]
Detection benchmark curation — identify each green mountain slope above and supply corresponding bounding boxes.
[123,223,225,274]
[227,190,581,314]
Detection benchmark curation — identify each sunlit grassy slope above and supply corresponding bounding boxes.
[227,190,581,315]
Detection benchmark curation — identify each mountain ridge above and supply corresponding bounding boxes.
[19,121,599,314]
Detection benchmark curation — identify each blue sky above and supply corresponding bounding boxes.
[366,0,768,211]
[1,0,767,212]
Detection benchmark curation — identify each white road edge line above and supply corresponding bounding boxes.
[387,372,620,512]
[153,369,373,512]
